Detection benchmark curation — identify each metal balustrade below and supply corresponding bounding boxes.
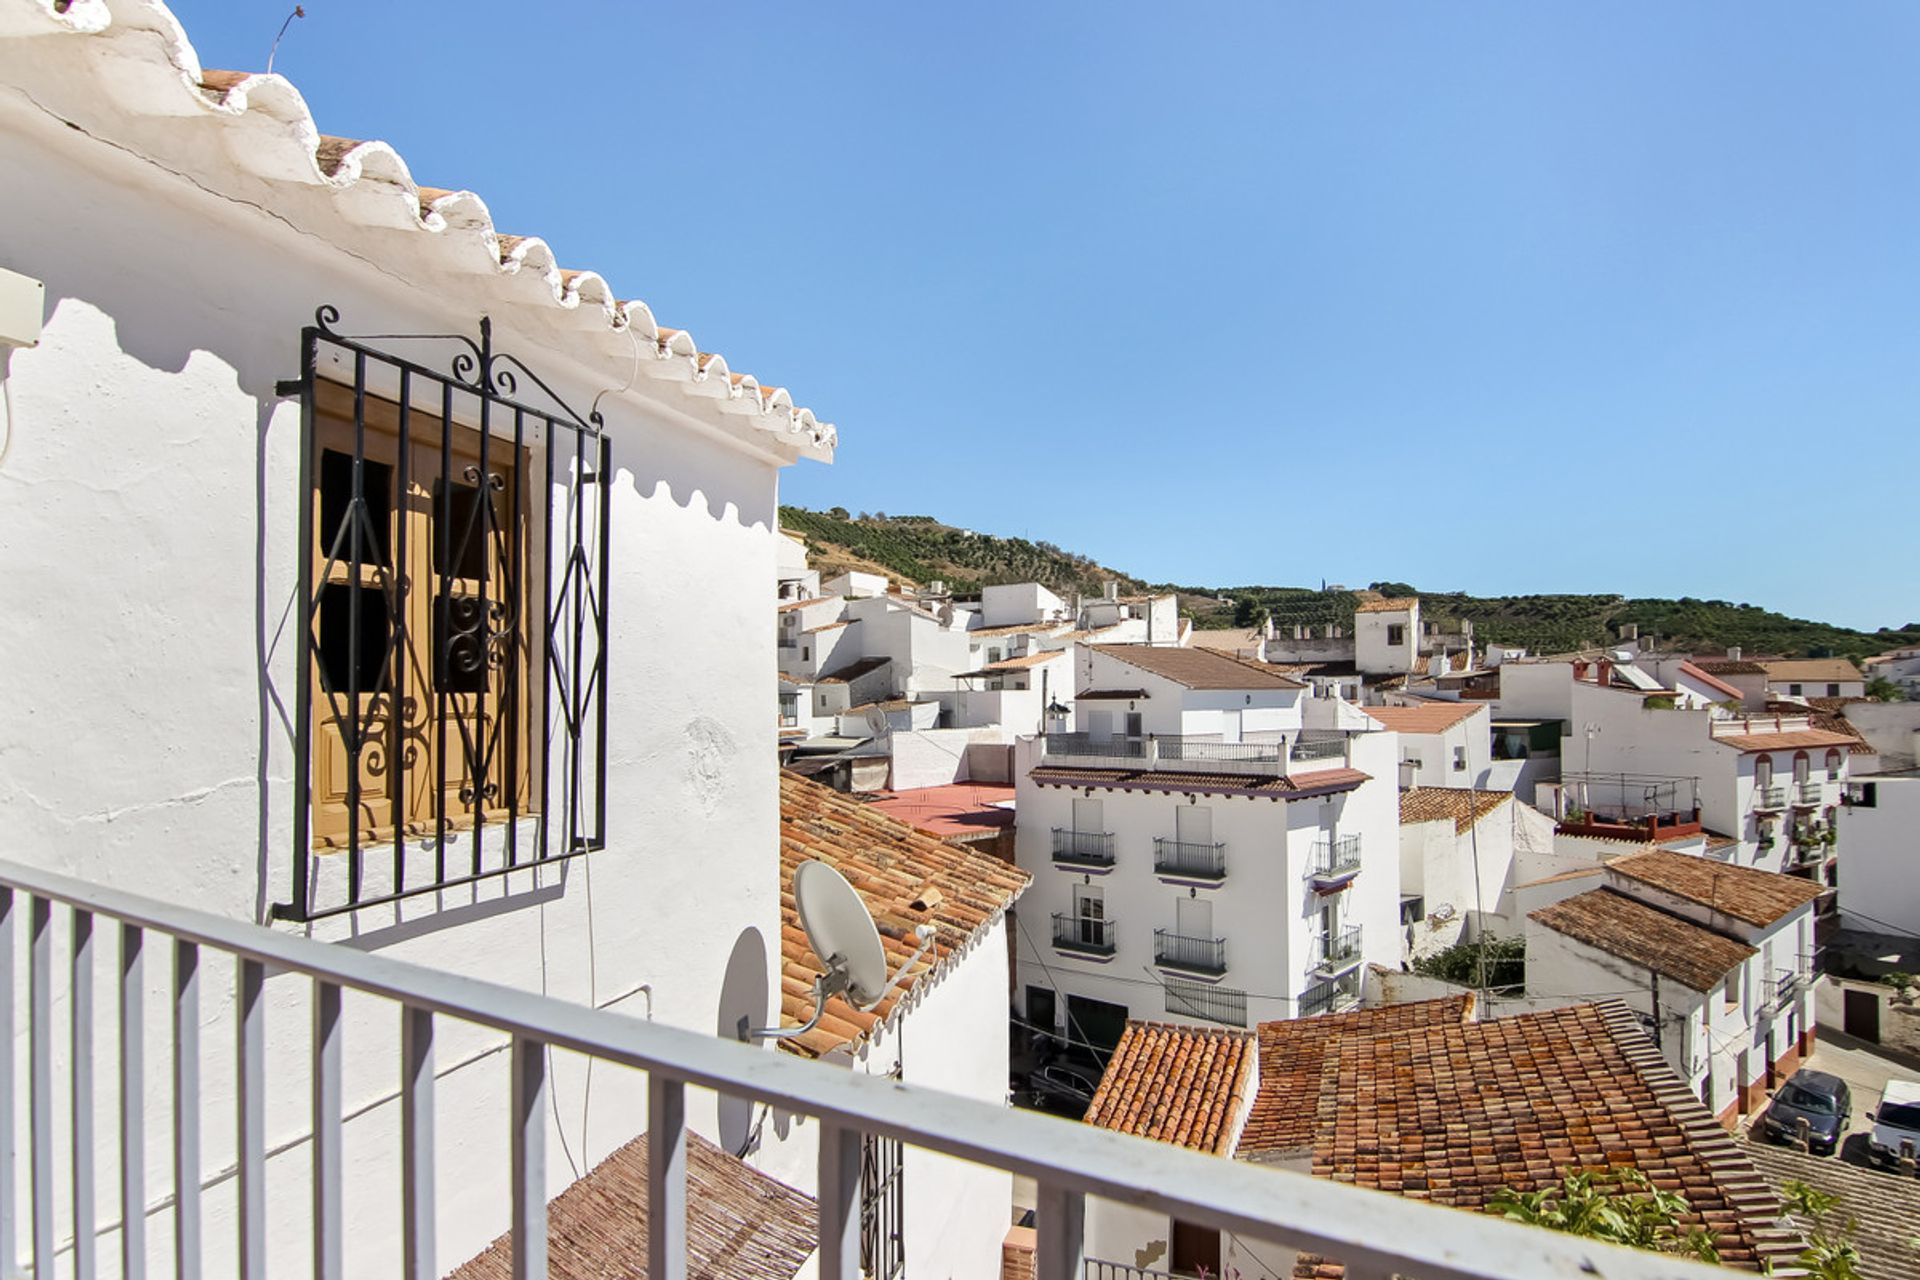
[0,857,1732,1280]
[1052,829,1117,868]
[1153,930,1227,975]
[1086,1260,1196,1280]
[1037,734,1292,779]
[1311,925,1364,977]
[1792,781,1823,808]
[1300,973,1361,1018]
[1152,838,1226,881]
[1155,738,1286,765]
[1162,979,1248,1028]
[1772,970,1804,1013]
[1291,734,1348,763]
[1052,912,1118,956]
[1308,835,1362,881]
[1041,734,1147,761]
[1754,785,1787,812]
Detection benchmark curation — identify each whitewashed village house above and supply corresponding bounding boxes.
[1363,701,1494,790]
[0,6,1029,1276]
[1013,646,1400,1042]
[1525,851,1821,1125]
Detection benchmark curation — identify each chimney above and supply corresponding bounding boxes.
[1728,645,1742,661]
[1428,652,1445,680]
[1596,657,1613,688]
[1104,581,1119,602]
[1262,616,1275,641]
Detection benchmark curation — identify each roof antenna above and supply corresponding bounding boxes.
[266,6,306,77]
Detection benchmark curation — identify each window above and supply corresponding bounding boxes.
[1755,754,1773,789]
[1788,683,1803,696]
[1124,711,1144,738]
[1724,964,1742,1011]
[1386,623,1405,647]
[286,313,609,922]
[1826,749,1842,782]
[1452,745,1467,772]
[1827,683,1841,697]
[860,1130,905,1280]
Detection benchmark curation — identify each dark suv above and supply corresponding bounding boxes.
[1757,1069,1852,1155]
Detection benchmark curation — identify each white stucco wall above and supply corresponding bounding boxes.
[0,92,800,1277]
[1836,772,1920,936]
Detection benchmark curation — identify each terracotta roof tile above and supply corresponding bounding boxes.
[966,622,1069,639]
[1713,727,1862,752]
[1530,888,1756,991]
[1696,658,1768,676]
[863,783,1015,841]
[1354,597,1418,614]
[1027,766,1371,801]
[1085,1021,1255,1154]
[1742,1137,1920,1280]
[775,596,835,613]
[778,772,1029,1058]
[1102,646,1305,691]
[1363,703,1486,735]
[1758,659,1862,684]
[1606,850,1823,927]
[448,1131,813,1280]
[1677,661,1746,701]
[1398,787,1510,833]
[815,655,889,684]
[1243,1001,1796,1273]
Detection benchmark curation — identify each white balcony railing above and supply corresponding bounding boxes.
[1038,734,1294,780]
[1753,785,1787,812]
[0,858,1732,1280]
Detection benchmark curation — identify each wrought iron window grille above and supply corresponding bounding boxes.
[861,1109,905,1280]
[275,306,611,922]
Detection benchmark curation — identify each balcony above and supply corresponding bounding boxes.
[1771,970,1805,1014]
[1154,929,1227,976]
[1753,785,1787,813]
[1310,925,1364,978]
[1053,911,1118,956]
[0,859,1734,1280]
[1153,837,1226,881]
[1551,771,1703,842]
[1791,781,1823,809]
[1307,834,1362,889]
[1052,828,1117,869]
[1163,978,1249,1028]
[1037,733,1293,780]
[1290,732,1349,764]
[1300,972,1361,1017]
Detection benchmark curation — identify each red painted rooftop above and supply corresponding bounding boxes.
[863,782,1015,840]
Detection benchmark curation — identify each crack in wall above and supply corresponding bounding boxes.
[6,775,256,829]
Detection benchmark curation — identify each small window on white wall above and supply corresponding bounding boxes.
[1452,746,1467,771]
[1386,624,1405,647]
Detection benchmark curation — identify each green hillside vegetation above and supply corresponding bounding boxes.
[780,507,1916,660]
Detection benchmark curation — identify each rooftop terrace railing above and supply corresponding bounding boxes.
[0,857,1735,1280]
[1038,734,1296,779]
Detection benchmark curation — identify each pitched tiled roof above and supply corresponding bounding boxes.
[1696,658,1769,676]
[966,622,1068,639]
[1101,646,1305,690]
[1027,766,1371,801]
[1354,596,1418,614]
[1677,661,1746,701]
[1742,1137,1920,1280]
[1768,702,1876,755]
[1084,1021,1254,1154]
[1530,888,1757,992]
[449,1131,814,1280]
[778,772,1029,1058]
[1398,787,1510,833]
[802,620,854,634]
[1607,849,1823,927]
[1758,659,1862,684]
[815,655,889,684]
[1713,728,1862,752]
[1076,688,1150,700]
[775,597,835,612]
[1362,702,1485,735]
[10,4,836,462]
[1246,1002,1796,1273]
[1239,998,1475,1157]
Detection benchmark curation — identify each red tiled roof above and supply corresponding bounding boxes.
[778,772,1028,1058]
[1085,1021,1254,1154]
[1713,728,1861,752]
[1696,658,1768,676]
[1398,787,1509,833]
[1758,659,1862,684]
[1247,1002,1796,1274]
[1028,766,1371,801]
[1678,661,1746,701]
[449,1131,814,1280]
[1530,887,1757,992]
[1101,645,1305,690]
[966,622,1068,639]
[863,782,1015,841]
[1363,702,1485,735]
[1354,596,1418,614]
[775,596,834,613]
[1606,849,1823,927]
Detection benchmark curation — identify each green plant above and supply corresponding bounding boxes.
[1866,675,1906,702]
[1884,970,1914,993]
[1489,1166,1718,1263]
[1411,935,1526,990]
[1644,695,1677,711]
[1780,1180,1865,1280]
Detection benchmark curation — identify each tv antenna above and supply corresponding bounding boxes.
[741,860,935,1042]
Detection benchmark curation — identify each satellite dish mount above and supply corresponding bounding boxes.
[740,860,936,1042]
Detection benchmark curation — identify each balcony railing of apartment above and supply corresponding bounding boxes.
[1551,771,1703,842]
[1772,970,1804,1013]
[1310,925,1364,978]
[1087,1260,1201,1280]
[1163,978,1248,1028]
[1052,829,1117,869]
[0,860,1736,1280]
[1290,732,1349,763]
[1307,835,1362,887]
[1791,781,1823,809]
[1037,734,1293,780]
[1053,912,1118,956]
[1153,930,1227,976]
[1753,786,1788,813]
[1153,838,1226,881]
[1300,971,1361,1018]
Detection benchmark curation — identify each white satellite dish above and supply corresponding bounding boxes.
[741,860,936,1042]
[863,706,892,738]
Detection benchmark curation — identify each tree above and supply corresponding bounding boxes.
[1780,1180,1865,1280]
[1489,1167,1718,1264]
[1866,675,1906,702]
[1411,935,1525,990]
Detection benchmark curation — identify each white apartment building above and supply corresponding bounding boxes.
[1526,851,1821,1125]
[1397,788,1526,960]
[1364,701,1493,789]
[1013,646,1401,1040]
[1757,658,1867,702]
[1863,646,1920,699]
[1835,767,1920,938]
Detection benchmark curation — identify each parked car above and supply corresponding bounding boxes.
[1024,1062,1100,1115]
[1867,1080,1920,1172]
[1756,1069,1851,1154]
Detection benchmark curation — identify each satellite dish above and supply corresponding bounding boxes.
[863,706,891,737]
[739,860,936,1043]
[795,860,888,1006]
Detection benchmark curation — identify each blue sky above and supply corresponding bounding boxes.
[172,3,1917,630]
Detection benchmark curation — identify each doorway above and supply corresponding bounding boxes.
[1171,1222,1221,1276]
[1844,987,1881,1042]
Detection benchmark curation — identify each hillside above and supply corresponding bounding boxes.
[780,508,1917,662]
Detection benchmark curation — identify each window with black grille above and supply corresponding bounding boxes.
[278,309,610,921]
[861,1130,905,1280]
